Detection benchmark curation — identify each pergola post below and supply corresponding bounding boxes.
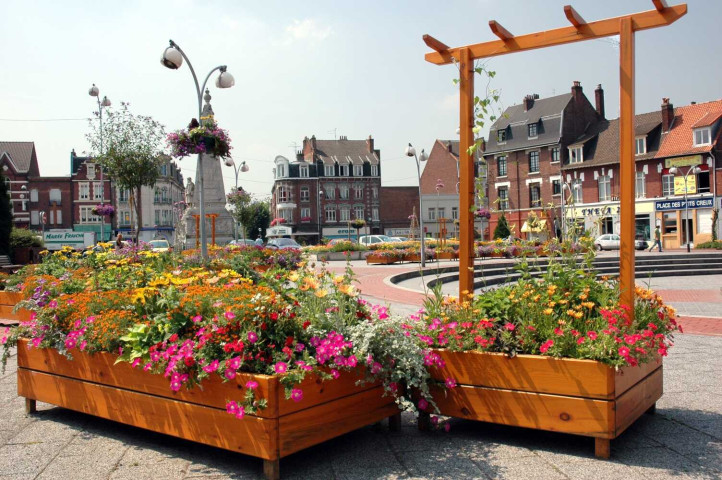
[458,47,475,296]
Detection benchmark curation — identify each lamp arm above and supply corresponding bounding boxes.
[169,40,203,118]
[199,66,227,117]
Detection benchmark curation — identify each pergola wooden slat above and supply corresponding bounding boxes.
[423,2,687,317]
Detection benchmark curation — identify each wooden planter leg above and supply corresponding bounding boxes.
[418,411,431,431]
[25,398,36,414]
[594,438,611,459]
[646,403,656,415]
[263,459,280,480]
[388,412,401,432]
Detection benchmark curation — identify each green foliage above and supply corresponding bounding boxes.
[696,240,722,250]
[493,213,511,239]
[10,228,43,248]
[0,173,11,255]
[246,199,271,241]
[712,208,719,242]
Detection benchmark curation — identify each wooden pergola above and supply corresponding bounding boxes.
[423,0,687,316]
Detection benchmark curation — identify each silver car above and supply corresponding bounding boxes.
[595,234,648,251]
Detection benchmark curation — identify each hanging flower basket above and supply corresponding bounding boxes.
[91,204,115,217]
[270,218,286,227]
[167,121,232,159]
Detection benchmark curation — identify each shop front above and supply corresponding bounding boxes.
[567,200,656,242]
[653,197,714,249]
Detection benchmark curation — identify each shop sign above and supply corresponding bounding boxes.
[665,155,703,169]
[385,228,413,236]
[578,206,620,217]
[654,197,713,211]
[266,226,292,237]
[673,176,696,195]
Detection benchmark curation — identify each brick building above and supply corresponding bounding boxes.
[483,82,604,239]
[70,150,114,241]
[380,187,419,237]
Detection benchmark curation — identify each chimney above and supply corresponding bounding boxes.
[661,98,674,133]
[311,135,317,149]
[366,135,374,153]
[594,84,605,118]
[571,81,583,104]
[523,94,535,111]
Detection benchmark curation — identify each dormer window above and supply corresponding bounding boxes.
[276,164,286,178]
[528,122,538,138]
[694,128,711,146]
[299,165,309,178]
[635,137,646,155]
[497,129,507,143]
[569,146,583,164]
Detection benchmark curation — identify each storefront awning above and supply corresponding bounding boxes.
[521,219,547,233]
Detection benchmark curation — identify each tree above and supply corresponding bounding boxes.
[226,188,253,241]
[247,200,271,242]
[0,173,12,255]
[493,213,511,240]
[86,102,166,243]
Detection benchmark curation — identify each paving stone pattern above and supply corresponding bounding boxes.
[0,332,720,479]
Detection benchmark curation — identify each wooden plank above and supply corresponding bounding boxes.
[431,350,615,399]
[652,0,669,11]
[458,47,475,297]
[614,359,661,396]
[595,438,611,459]
[17,368,279,460]
[17,340,279,418]
[277,369,377,416]
[422,34,449,52]
[614,366,663,436]
[429,384,614,438]
[278,386,398,457]
[489,20,514,41]
[0,291,25,305]
[564,5,586,28]
[424,5,687,64]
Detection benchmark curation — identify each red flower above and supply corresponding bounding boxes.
[540,340,554,353]
[504,323,515,331]
[618,346,630,357]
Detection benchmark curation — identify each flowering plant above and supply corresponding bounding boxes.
[350,219,366,229]
[474,207,491,219]
[167,121,232,159]
[91,204,115,216]
[270,218,286,227]
[300,216,312,223]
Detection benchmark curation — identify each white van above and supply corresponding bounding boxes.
[358,234,394,246]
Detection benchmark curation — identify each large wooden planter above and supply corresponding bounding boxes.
[365,254,398,265]
[434,251,458,261]
[0,291,30,323]
[17,340,400,479]
[420,350,662,459]
[316,251,363,262]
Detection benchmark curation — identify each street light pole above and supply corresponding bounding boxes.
[88,84,111,242]
[224,159,249,241]
[161,40,235,261]
[317,187,324,244]
[669,165,701,252]
[406,144,428,267]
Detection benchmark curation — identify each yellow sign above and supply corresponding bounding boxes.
[665,155,702,169]
[673,176,697,195]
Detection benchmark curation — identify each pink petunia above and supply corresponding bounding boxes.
[540,339,554,353]
[245,380,258,390]
[330,369,340,379]
[291,388,304,402]
[247,331,258,343]
[274,362,288,374]
[588,331,598,340]
[224,369,237,380]
[226,401,239,416]
[192,315,202,323]
[445,377,457,389]
[224,310,235,320]
[418,398,429,411]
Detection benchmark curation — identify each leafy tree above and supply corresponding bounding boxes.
[247,199,271,242]
[86,102,166,243]
[0,173,11,255]
[226,188,253,240]
[493,213,511,240]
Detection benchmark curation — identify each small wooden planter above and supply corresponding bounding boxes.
[17,340,400,479]
[0,291,30,323]
[365,254,398,265]
[435,252,458,261]
[419,350,662,459]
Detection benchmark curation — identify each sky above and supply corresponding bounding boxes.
[1,0,720,201]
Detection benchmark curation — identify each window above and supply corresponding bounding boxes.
[119,211,131,226]
[662,174,674,196]
[55,211,62,224]
[154,188,162,203]
[552,179,561,195]
[529,151,540,173]
[438,207,446,220]
[698,170,710,193]
[371,165,378,176]
[340,206,350,221]
[601,217,614,235]
[162,209,171,226]
[325,207,336,222]
[301,207,310,220]
[694,128,711,146]
[530,184,541,207]
[497,156,507,177]
[324,186,336,200]
[551,147,560,163]
[636,172,646,198]
[569,146,583,164]
[49,211,54,225]
[87,163,96,179]
[160,164,168,176]
[30,189,38,202]
[277,186,287,203]
[340,165,349,177]
[79,182,90,200]
[300,165,309,178]
[598,175,611,202]
[528,123,538,138]
[276,164,286,178]
[94,182,104,200]
[339,185,349,200]
[119,189,129,202]
[635,137,646,155]
[497,129,507,143]
[451,207,458,220]
[354,206,364,220]
[49,189,61,205]
[353,165,363,176]
[80,206,100,223]
[572,180,583,203]
[155,210,161,226]
[31,211,39,225]
[428,208,436,221]
[300,187,310,202]
[372,208,379,221]
[498,187,509,210]
[663,212,677,234]
[372,187,378,199]
[354,185,363,199]
[324,165,335,177]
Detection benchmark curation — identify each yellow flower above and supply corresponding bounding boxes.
[338,284,357,297]
[583,301,595,309]
[314,289,329,298]
[288,271,300,282]
[543,308,553,315]
[333,275,345,285]
[548,301,556,308]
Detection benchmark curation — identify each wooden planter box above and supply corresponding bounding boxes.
[17,340,400,479]
[365,254,398,265]
[435,252,458,261]
[420,350,662,459]
[317,251,363,262]
[0,291,30,323]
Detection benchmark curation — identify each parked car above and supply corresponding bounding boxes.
[266,238,302,250]
[148,239,171,253]
[358,235,394,246]
[594,234,648,251]
[390,236,408,242]
[228,239,257,247]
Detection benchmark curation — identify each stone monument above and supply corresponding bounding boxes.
[184,90,234,249]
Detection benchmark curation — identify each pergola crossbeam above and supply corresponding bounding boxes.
[425,4,686,65]
[652,0,669,12]
[422,34,449,53]
[564,5,586,28]
[489,20,514,41]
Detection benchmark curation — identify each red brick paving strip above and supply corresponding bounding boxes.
[676,316,722,336]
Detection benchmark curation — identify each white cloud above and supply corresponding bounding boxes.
[284,18,332,43]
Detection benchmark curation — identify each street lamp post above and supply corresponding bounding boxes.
[669,165,701,252]
[161,39,235,261]
[317,188,324,244]
[88,84,111,242]
[224,159,249,241]
[405,143,428,267]
[560,181,581,240]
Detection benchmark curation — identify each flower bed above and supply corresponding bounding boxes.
[365,251,401,265]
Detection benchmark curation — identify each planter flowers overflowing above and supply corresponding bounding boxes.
[91,204,115,217]
[167,119,232,159]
